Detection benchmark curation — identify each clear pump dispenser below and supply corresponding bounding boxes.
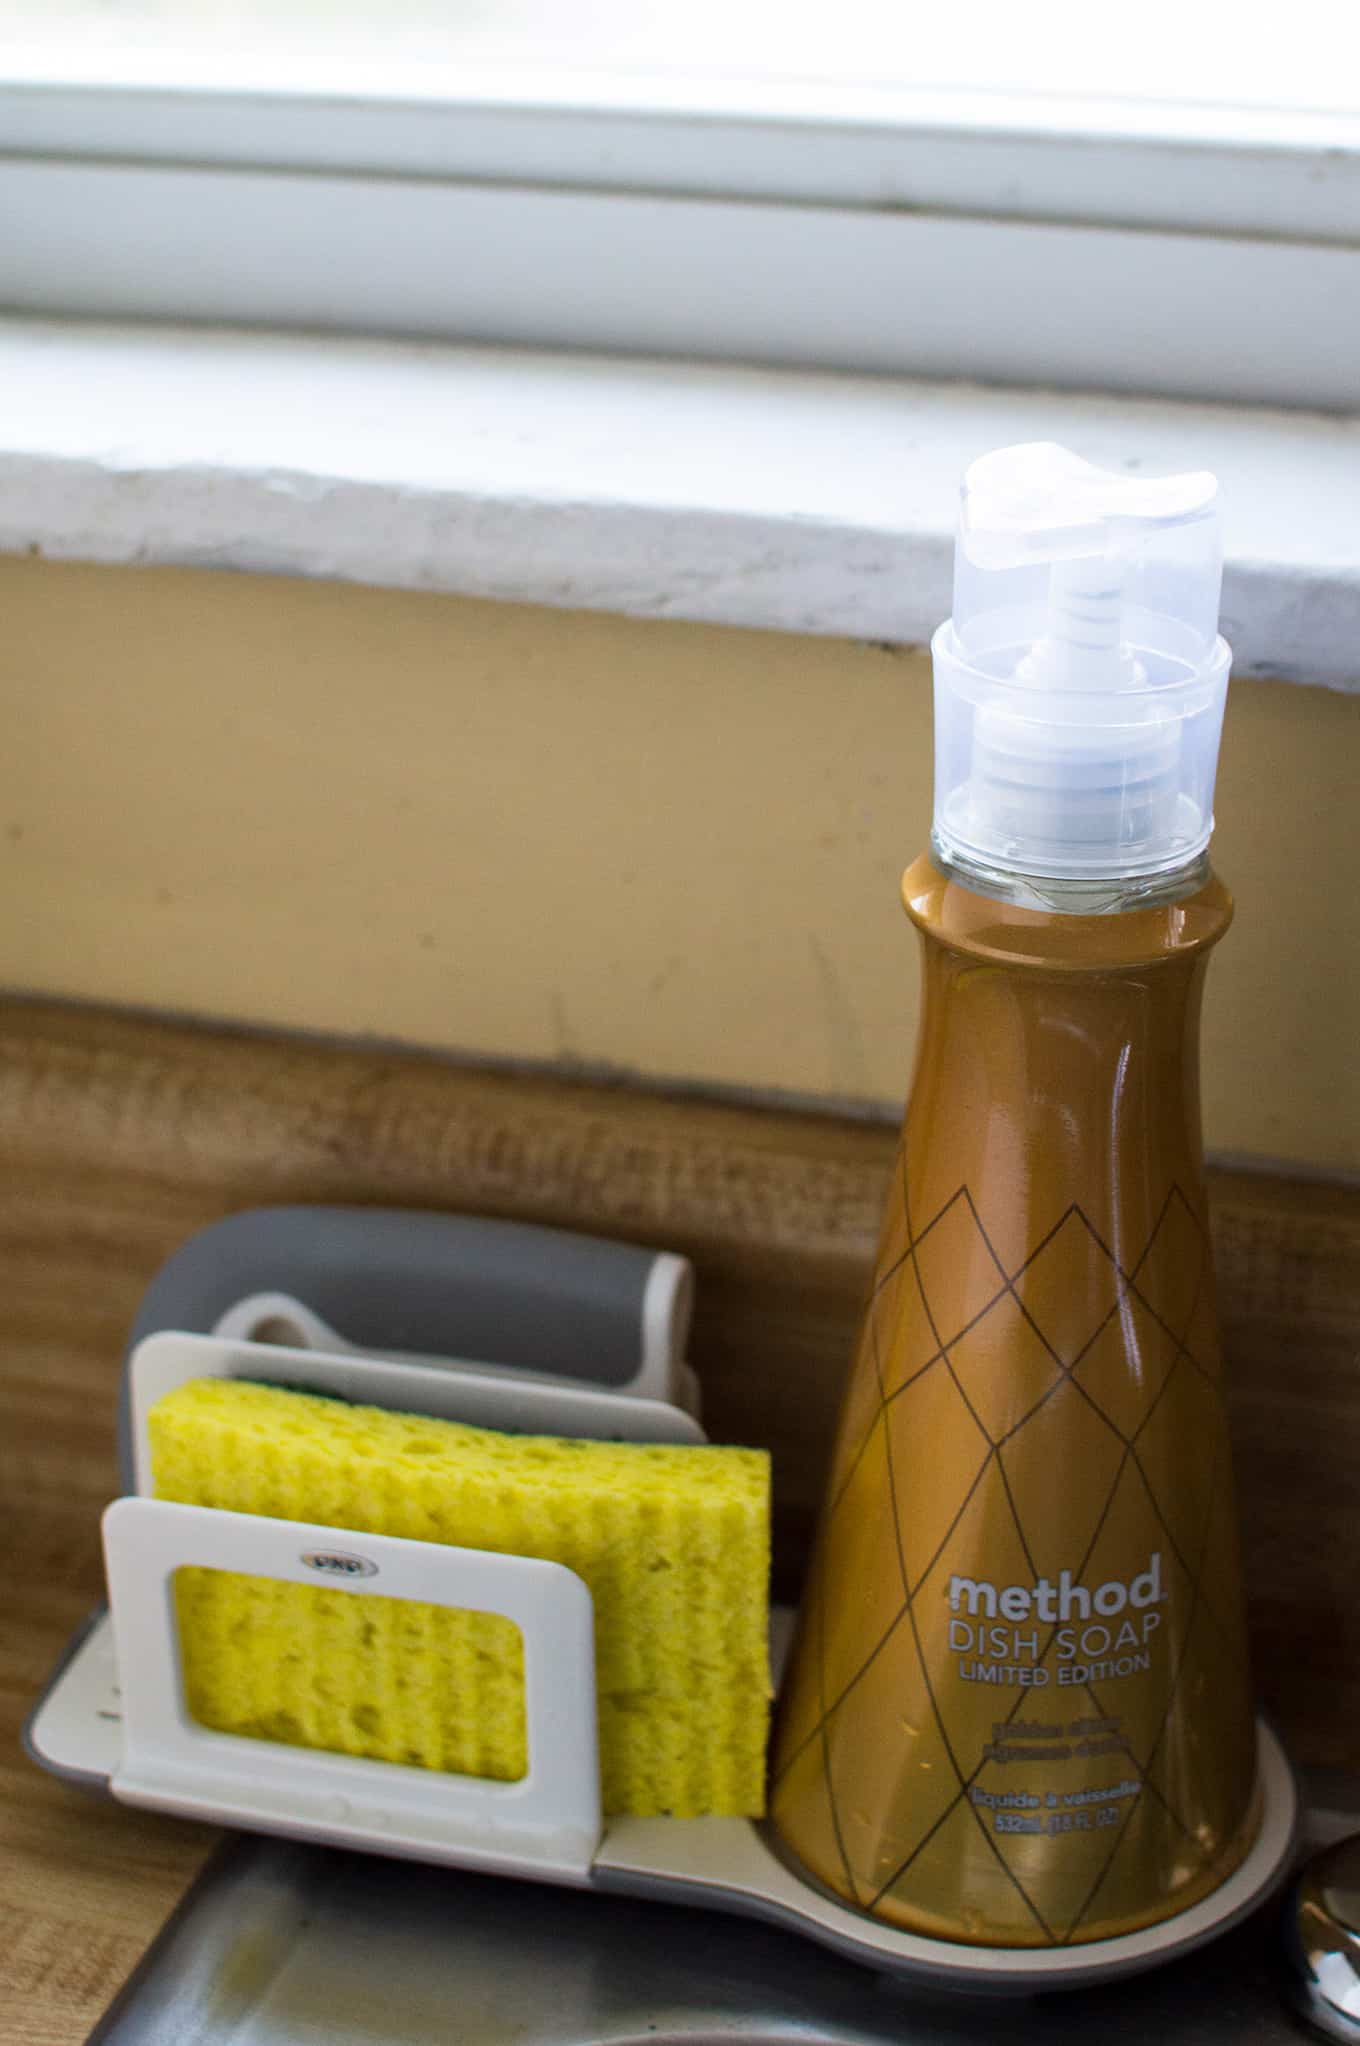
[931,442,1232,909]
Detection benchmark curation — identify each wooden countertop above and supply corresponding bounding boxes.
[1,1559,215,2044]
[2,998,1357,2043]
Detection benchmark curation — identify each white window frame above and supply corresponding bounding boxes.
[1,56,1358,411]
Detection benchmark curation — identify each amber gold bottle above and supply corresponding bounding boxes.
[771,445,1261,1948]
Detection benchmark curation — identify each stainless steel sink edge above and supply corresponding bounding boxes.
[86,1776,1360,2046]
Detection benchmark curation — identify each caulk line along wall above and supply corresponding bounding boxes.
[2,557,1356,1171]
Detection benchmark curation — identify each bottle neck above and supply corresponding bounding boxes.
[901,853,1231,1277]
[929,831,1212,918]
[903,853,1233,978]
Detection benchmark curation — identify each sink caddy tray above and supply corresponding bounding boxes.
[27,1207,1301,1994]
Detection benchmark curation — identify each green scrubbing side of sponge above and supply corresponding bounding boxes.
[149,1376,771,1818]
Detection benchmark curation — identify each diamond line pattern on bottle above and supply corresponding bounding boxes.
[1063,1427,1232,1933]
[772,1165,1250,1942]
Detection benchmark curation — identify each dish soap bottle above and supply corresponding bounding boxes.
[771,443,1261,1948]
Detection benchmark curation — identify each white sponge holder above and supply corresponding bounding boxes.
[30,1325,1303,1994]
[102,1320,716,1885]
[103,1495,603,1882]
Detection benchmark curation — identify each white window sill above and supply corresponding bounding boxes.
[1,316,1355,691]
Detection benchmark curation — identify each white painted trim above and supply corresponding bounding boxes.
[1,317,1356,691]
[3,70,1357,240]
[3,158,1358,412]
[3,32,1357,415]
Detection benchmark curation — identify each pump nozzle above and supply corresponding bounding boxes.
[961,442,1218,571]
[930,442,1232,895]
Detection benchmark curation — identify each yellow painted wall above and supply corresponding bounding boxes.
[2,557,1356,1170]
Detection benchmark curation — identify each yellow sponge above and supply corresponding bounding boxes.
[149,1377,771,1817]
